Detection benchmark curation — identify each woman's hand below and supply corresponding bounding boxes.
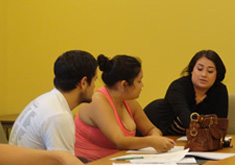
[149,136,176,153]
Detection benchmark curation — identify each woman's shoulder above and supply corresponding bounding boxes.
[79,91,109,111]
[92,91,110,104]
[79,91,113,117]
[210,81,228,93]
[169,75,192,88]
[173,75,190,82]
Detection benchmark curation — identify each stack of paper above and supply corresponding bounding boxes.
[111,143,235,165]
[111,148,196,164]
[126,145,235,160]
[127,146,184,154]
[130,149,190,163]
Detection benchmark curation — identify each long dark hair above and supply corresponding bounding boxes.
[181,50,226,82]
[98,54,141,87]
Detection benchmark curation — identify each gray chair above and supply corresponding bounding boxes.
[0,122,8,143]
[228,94,235,134]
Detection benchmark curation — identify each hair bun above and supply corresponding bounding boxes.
[98,54,112,72]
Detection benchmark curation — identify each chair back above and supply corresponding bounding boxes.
[0,122,8,143]
[228,94,235,134]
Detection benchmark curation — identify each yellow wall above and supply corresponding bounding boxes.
[0,0,7,115]
[1,0,235,115]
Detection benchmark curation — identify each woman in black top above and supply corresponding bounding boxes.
[144,50,228,135]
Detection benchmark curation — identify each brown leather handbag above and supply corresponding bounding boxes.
[185,112,229,151]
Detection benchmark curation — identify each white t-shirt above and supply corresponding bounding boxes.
[9,88,75,155]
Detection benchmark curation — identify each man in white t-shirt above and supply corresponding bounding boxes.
[9,50,97,158]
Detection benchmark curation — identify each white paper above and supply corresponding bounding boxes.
[125,148,235,161]
[179,157,197,163]
[187,152,235,160]
[112,157,196,165]
[129,157,196,164]
[127,146,184,154]
[225,136,232,141]
[177,136,187,141]
[110,152,186,161]
[110,154,144,160]
[130,149,189,163]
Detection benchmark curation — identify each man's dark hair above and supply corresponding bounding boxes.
[54,50,97,91]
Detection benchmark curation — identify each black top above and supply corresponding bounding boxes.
[143,75,228,135]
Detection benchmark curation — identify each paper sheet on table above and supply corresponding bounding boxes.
[112,157,196,165]
[127,146,184,154]
[110,154,145,160]
[187,152,235,160]
[130,149,189,163]
[177,136,187,141]
[111,149,189,162]
[126,146,235,161]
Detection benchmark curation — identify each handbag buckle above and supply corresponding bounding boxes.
[190,127,198,137]
[190,112,200,121]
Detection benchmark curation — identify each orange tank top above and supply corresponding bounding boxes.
[74,87,136,161]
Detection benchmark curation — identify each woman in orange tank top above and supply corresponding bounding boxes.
[74,54,176,162]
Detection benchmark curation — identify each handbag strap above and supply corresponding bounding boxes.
[190,112,218,127]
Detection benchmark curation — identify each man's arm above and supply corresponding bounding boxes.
[0,144,83,165]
